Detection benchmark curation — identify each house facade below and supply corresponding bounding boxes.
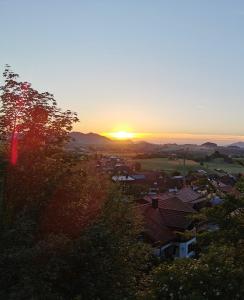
[138,194,197,259]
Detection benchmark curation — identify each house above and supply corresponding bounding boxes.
[112,175,135,182]
[197,169,208,175]
[211,178,241,197]
[217,182,233,193]
[175,187,206,209]
[219,174,236,186]
[166,175,184,190]
[138,194,197,259]
[219,184,242,198]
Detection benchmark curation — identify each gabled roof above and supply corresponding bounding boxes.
[176,187,202,203]
[144,194,195,213]
[139,205,176,244]
[159,209,193,230]
[144,192,172,203]
[138,193,196,245]
[158,196,195,213]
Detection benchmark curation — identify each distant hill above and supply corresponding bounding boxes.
[68,132,112,145]
[130,141,162,151]
[229,142,244,148]
[201,142,218,148]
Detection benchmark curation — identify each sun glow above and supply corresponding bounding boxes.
[109,131,135,140]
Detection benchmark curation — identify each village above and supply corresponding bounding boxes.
[95,152,243,259]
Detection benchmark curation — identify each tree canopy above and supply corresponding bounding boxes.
[0,67,150,300]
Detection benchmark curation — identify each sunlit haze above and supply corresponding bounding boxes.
[105,131,135,140]
[1,1,244,144]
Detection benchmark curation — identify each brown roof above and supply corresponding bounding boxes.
[218,184,233,193]
[218,185,242,197]
[144,193,171,203]
[138,193,196,244]
[176,187,202,203]
[159,209,193,230]
[139,205,176,244]
[144,194,195,213]
[158,197,195,213]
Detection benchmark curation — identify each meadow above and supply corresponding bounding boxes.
[204,158,244,174]
[131,158,199,173]
[132,157,244,175]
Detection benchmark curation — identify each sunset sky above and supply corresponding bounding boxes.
[1,0,244,144]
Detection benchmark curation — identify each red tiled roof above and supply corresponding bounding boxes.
[159,209,193,230]
[158,197,195,213]
[218,184,233,193]
[144,194,195,213]
[176,187,202,203]
[138,193,196,244]
[139,205,176,244]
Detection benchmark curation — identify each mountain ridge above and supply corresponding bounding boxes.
[229,141,244,148]
[69,131,112,145]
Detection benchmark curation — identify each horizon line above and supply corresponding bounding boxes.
[72,130,244,146]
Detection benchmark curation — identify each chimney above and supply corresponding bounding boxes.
[152,196,158,209]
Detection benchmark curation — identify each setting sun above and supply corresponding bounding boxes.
[107,131,135,140]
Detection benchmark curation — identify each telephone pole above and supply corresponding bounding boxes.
[183,147,188,187]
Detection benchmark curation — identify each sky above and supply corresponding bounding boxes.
[1,0,244,144]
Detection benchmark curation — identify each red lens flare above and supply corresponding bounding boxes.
[11,131,18,165]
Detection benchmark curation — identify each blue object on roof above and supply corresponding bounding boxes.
[210,196,223,206]
[132,174,146,180]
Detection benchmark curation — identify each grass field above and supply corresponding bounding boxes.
[234,158,244,164]
[131,158,199,173]
[97,150,140,159]
[132,157,244,174]
[203,158,244,174]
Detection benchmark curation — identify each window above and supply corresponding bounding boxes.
[187,242,196,254]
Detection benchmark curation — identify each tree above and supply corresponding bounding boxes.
[40,161,110,238]
[134,162,141,172]
[0,185,151,300]
[146,244,244,300]
[71,188,151,300]
[195,196,244,247]
[0,66,78,155]
[124,183,149,199]
[0,66,79,222]
[235,176,244,193]
[0,67,151,300]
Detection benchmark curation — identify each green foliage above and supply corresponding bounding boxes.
[0,188,151,300]
[235,176,244,193]
[0,66,78,149]
[0,66,79,224]
[147,244,244,300]
[73,189,151,300]
[143,196,244,299]
[204,151,233,163]
[196,196,244,247]
[124,183,149,199]
[0,67,150,299]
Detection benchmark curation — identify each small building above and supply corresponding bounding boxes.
[138,194,197,259]
[175,187,206,209]
[112,175,135,182]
